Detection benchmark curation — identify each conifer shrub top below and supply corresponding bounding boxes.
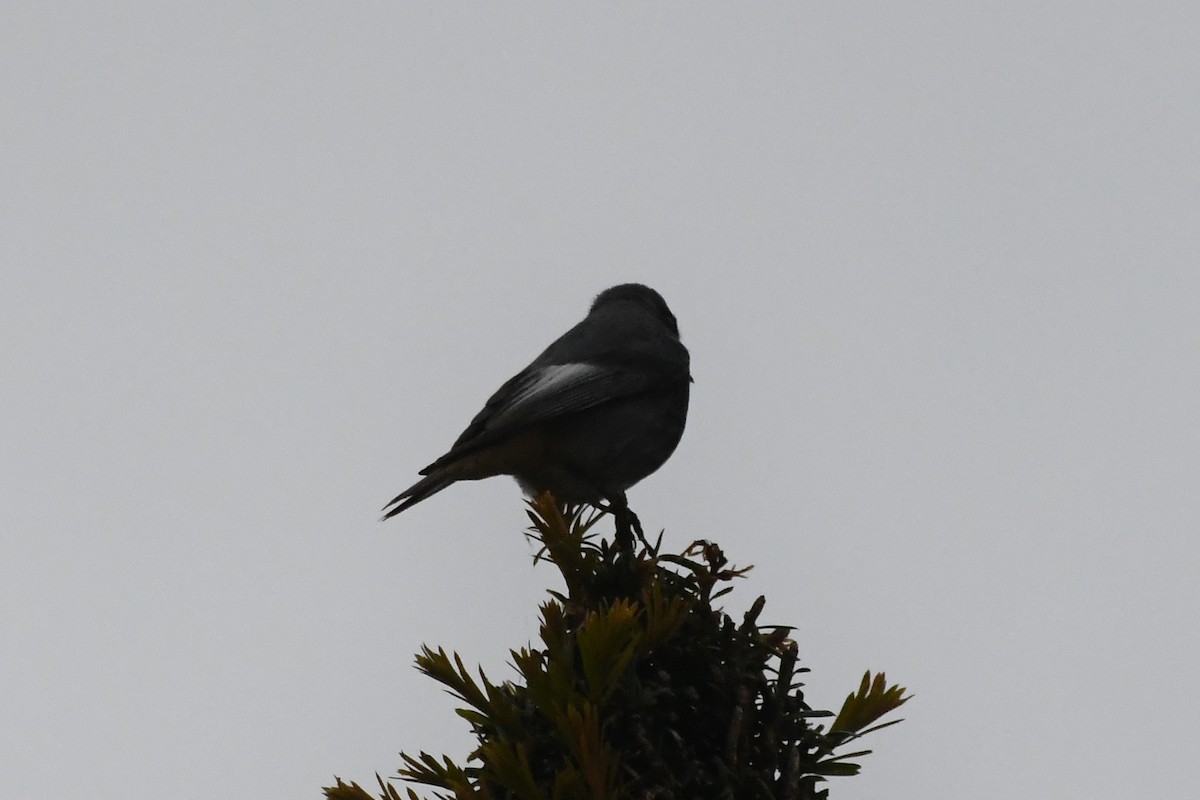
[327,494,907,800]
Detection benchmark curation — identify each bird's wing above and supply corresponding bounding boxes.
[421,360,658,473]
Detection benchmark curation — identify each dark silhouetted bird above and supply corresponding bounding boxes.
[382,284,691,536]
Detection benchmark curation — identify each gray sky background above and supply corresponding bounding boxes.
[3,4,1198,798]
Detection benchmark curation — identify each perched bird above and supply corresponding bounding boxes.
[382,283,691,533]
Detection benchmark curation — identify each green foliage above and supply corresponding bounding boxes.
[326,494,908,800]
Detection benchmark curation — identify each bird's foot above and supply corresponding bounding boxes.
[613,507,648,552]
[594,494,651,552]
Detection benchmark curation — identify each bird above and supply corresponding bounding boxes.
[382,283,691,539]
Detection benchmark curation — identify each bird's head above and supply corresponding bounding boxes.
[591,283,679,338]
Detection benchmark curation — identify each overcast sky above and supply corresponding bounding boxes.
[3,4,1198,799]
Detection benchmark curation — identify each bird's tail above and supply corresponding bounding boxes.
[381,471,456,521]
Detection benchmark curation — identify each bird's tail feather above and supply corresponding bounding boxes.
[381,472,456,521]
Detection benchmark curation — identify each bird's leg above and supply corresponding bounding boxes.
[603,492,645,552]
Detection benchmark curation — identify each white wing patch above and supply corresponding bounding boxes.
[508,363,603,409]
